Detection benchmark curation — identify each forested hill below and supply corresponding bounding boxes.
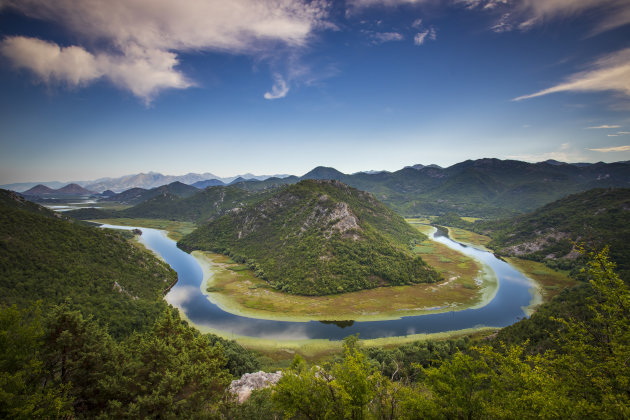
[179,180,441,295]
[0,189,176,338]
[476,188,630,280]
[119,185,267,223]
[68,185,269,224]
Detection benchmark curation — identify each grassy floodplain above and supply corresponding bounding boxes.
[445,226,492,249]
[194,238,496,322]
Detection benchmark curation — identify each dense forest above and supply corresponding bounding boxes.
[68,185,269,225]
[0,190,176,338]
[179,180,441,295]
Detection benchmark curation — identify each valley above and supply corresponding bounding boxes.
[2,160,627,418]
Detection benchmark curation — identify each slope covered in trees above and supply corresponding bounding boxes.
[179,180,441,295]
[0,189,176,338]
[68,185,269,225]
[475,188,630,280]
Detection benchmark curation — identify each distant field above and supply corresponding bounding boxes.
[446,227,491,248]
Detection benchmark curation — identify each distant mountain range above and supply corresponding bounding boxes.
[9,159,630,217]
[2,172,292,193]
[22,183,94,196]
[228,159,630,217]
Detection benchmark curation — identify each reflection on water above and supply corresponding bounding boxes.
[319,320,356,328]
[99,224,535,341]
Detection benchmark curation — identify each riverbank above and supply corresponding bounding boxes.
[186,316,498,365]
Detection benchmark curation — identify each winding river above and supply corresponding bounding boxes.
[101,224,535,340]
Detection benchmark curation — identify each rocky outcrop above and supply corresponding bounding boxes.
[230,371,282,403]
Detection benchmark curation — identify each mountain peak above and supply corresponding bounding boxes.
[301,166,345,180]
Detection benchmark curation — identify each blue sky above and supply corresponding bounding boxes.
[1,0,629,183]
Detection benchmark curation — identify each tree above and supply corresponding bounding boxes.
[0,304,73,419]
[549,247,630,418]
[42,303,115,416]
[105,308,231,418]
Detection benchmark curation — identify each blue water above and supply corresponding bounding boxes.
[100,224,534,340]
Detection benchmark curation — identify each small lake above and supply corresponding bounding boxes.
[100,224,535,340]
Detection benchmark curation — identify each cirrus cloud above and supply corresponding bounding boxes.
[458,0,630,34]
[413,28,436,45]
[588,145,630,152]
[0,0,331,103]
[586,125,622,129]
[513,48,630,102]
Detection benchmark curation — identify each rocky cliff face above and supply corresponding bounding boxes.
[230,371,282,403]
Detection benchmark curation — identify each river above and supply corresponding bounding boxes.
[100,224,535,340]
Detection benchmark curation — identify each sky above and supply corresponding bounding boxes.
[0,0,629,183]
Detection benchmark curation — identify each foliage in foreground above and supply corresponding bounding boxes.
[0,305,233,419]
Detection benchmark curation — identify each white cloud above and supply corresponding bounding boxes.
[0,36,101,86]
[347,0,428,8]
[618,132,630,135]
[0,0,330,102]
[585,125,622,129]
[0,36,192,104]
[264,74,290,100]
[588,145,630,152]
[513,48,630,102]
[412,18,423,28]
[608,134,619,137]
[367,31,404,44]
[414,31,429,45]
[413,27,436,45]
[459,0,630,34]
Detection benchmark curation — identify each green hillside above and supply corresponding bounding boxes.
[102,181,198,205]
[68,185,267,224]
[477,188,630,280]
[0,189,176,338]
[121,185,264,223]
[179,180,441,295]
